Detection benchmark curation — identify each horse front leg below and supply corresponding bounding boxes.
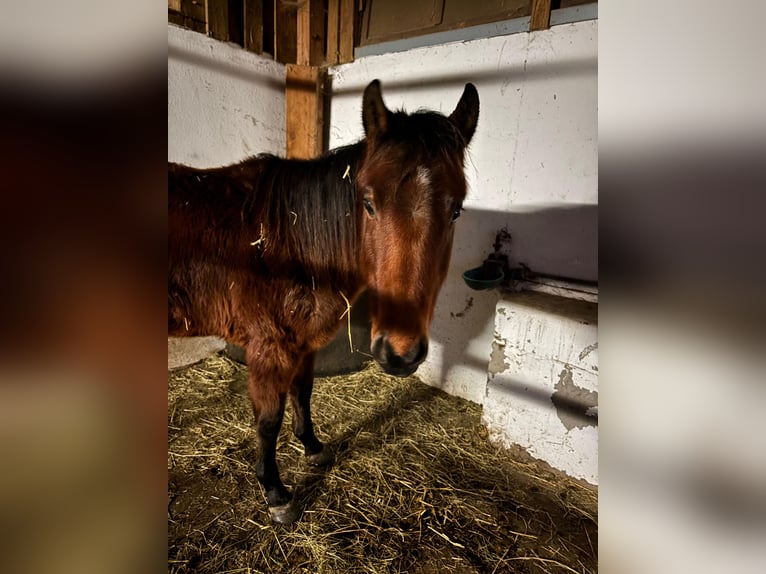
[247,363,300,525]
[289,352,333,466]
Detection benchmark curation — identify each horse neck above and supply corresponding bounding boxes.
[258,141,367,294]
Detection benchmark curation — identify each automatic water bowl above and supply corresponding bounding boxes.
[462,257,505,291]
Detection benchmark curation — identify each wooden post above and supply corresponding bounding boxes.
[339,0,355,63]
[285,65,326,159]
[244,0,264,53]
[286,0,327,159]
[274,0,298,64]
[530,0,552,32]
[296,0,325,66]
[169,0,206,34]
[326,0,340,64]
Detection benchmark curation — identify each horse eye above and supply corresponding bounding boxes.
[363,198,375,217]
[451,207,463,223]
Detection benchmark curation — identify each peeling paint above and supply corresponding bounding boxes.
[551,365,598,431]
[488,334,510,376]
[578,342,597,361]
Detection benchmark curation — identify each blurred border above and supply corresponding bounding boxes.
[600,1,766,573]
[0,2,168,572]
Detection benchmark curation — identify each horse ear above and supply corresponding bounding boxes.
[362,80,390,140]
[449,83,480,145]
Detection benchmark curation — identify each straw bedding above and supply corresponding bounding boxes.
[168,355,597,573]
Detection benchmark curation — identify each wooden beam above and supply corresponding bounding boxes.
[296,0,325,66]
[326,0,340,65]
[339,0,355,63]
[285,65,326,160]
[529,0,552,31]
[244,0,264,53]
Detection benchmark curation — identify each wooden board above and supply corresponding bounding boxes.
[327,0,341,64]
[339,0,356,63]
[285,65,326,160]
[169,0,206,34]
[358,0,529,46]
[530,0,552,31]
[274,0,298,64]
[296,0,325,66]
[244,0,264,53]
[206,0,229,41]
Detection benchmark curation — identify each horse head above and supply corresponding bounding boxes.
[356,80,479,376]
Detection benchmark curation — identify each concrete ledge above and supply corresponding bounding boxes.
[168,336,226,371]
[482,291,598,484]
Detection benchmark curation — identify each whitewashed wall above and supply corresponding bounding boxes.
[329,21,598,404]
[168,24,285,166]
[485,294,598,484]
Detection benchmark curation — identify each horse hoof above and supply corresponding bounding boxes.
[269,499,301,525]
[307,446,334,466]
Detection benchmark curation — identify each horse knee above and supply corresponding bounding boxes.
[257,413,282,438]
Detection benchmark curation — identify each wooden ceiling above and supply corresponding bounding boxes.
[167,1,582,66]
[168,1,357,66]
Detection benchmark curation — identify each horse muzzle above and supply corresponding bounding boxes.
[371,334,428,377]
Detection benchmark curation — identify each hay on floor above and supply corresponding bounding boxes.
[168,355,597,574]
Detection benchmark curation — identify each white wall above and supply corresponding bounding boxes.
[168,25,285,166]
[329,21,598,403]
[484,294,598,483]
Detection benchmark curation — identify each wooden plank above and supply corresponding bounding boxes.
[285,65,326,160]
[296,1,310,65]
[206,0,230,40]
[227,0,244,47]
[244,0,264,53]
[170,0,206,34]
[274,0,298,64]
[296,0,325,66]
[339,0,355,63]
[326,0,340,64]
[529,0,552,31]
[168,9,185,27]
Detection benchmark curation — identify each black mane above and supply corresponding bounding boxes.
[243,142,366,288]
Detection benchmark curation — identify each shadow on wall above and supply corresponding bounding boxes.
[427,203,597,389]
[323,53,596,151]
[327,54,598,95]
[168,42,284,92]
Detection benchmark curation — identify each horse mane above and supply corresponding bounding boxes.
[245,142,365,288]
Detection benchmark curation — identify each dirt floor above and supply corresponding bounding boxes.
[168,355,597,573]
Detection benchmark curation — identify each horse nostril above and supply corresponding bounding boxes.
[372,335,428,377]
[371,335,387,363]
[415,338,428,364]
[403,338,428,365]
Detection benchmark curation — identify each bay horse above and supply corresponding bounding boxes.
[168,80,479,524]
